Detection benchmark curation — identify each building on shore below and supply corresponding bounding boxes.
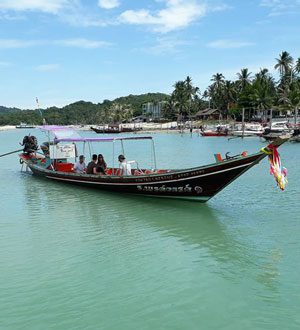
[193,108,221,121]
[142,101,167,120]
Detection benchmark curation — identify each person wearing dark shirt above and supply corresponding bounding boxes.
[96,154,107,174]
[86,154,98,174]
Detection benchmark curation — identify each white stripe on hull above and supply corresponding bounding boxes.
[41,161,253,187]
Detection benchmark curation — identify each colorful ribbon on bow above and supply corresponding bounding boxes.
[261,145,288,191]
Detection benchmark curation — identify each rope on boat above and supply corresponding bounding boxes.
[228,136,240,141]
[0,149,23,158]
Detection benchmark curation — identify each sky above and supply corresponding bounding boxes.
[0,0,300,109]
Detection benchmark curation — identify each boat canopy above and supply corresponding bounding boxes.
[39,125,153,143]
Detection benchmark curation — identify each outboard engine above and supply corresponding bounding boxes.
[263,128,271,135]
[22,135,38,154]
[292,129,300,137]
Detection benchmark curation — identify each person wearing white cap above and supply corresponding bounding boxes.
[118,154,132,175]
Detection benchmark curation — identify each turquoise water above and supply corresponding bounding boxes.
[0,129,299,330]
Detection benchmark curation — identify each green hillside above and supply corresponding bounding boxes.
[0,93,170,125]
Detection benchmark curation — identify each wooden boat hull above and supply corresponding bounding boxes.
[23,152,266,202]
[231,130,263,137]
[91,127,121,134]
[16,125,35,129]
[201,131,228,137]
[261,133,289,141]
[90,127,140,134]
[290,135,300,142]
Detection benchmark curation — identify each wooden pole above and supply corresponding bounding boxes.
[0,148,23,158]
[242,107,245,139]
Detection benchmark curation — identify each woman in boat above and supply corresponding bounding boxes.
[96,154,107,174]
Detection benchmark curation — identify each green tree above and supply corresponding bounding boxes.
[275,51,294,77]
[236,68,252,91]
[278,81,300,123]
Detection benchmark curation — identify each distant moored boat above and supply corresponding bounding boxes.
[16,123,35,129]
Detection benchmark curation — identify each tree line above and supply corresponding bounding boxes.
[163,51,300,121]
[1,51,299,125]
[0,93,169,125]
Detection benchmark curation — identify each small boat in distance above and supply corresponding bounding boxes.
[18,126,288,202]
[16,123,35,129]
[231,122,264,137]
[290,128,300,142]
[261,121,291,141]
[200,125,229,137]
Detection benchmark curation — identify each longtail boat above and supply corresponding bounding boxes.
[200,126,229,137]
[200,130,228,137]
[18,126,288,202]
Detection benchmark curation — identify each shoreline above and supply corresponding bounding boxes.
[0,125,16,131]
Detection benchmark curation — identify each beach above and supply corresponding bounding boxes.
[0,125,16,131]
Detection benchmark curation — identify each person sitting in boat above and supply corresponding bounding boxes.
[86,154,98,174]
[118,154,132,176]
[21,135,38,154]
[96,154,107,174]
[73,155,86,174]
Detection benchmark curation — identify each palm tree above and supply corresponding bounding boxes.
[172,81,188,117]
[223,80,237,116]
[236,68,252,91]
[209,73,226,113]
[211,73,225,89]
[278,81,300,124]
[162,98,177,120]
[295,58,300,75]
[108,103,133,123]
[274,51,294,77]
[251,80,275,111]
[185,76,200,100]
[255,68,269,81]
[184,76,200,118]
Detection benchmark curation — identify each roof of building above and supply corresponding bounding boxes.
[194,108,220,116]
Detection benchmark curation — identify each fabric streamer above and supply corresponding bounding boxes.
[266,145,288,191]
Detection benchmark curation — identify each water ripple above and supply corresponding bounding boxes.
[1,131,300,329]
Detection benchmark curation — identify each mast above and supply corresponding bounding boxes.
[36,97,46,125]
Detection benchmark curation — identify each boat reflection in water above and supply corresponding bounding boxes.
[21,173,272,280]
[20,169,283,326]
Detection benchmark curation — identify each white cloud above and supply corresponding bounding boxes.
[207,39,255,49]
[59,11,109,27]
[0,39,40,48]
[98,0,120,10]
[0,0,71,14]
[35,64,60,71]
[0,12,25,20]
[119,0,209,33]
[146,36,190,55]
[0,38,112,49]
[260,0,300,16]
[0,1,109,26]
[55,38,112,49]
